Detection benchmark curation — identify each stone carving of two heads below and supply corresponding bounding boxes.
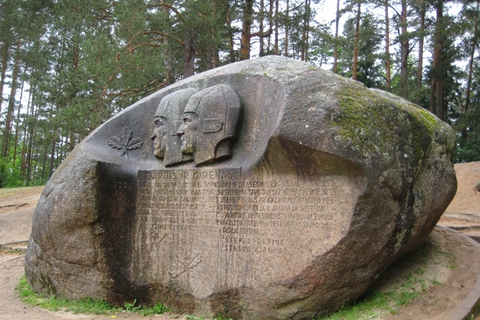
[151,84,242,167]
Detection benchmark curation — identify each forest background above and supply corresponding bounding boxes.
[0,0,478,187]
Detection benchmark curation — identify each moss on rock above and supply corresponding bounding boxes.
[331,81,443,172]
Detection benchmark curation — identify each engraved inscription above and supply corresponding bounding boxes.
[130,168,360,292]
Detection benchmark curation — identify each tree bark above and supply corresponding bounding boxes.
[464,0,479,114]
[416,0,426,103]
[13,73,25,163]
[20,80,33,176]
[268,0,273,53]
[334,0,341,73]
[301,0,311,61]
[429,0,444,120]
[353,1,361,80]
[0,42,10,114]
[400,0,409,98]
[240,0,254,60]
[49,136,56,178]
[385,0,391,90]
[183,28,196,77]
[260,0,265,56]
[227,4,236,63]
[41,145,48,181]
[162,4,175,84]
[274,0,279,54]
[2,38,21,158]
[285,0,289,56]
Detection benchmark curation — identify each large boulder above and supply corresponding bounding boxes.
[25,56,457,319]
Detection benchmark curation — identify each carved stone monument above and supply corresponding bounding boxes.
[25,56,457,319]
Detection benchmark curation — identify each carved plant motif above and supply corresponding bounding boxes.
[108,127,143,157]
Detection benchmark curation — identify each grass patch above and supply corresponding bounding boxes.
[315,236,454,320]
[15,276,168,316]
[186,316,233,320]
[314,286,421,320]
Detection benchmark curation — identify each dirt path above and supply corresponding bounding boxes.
[0,187,42,245]
[0,162,479,320]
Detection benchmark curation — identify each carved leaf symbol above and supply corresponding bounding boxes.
[127,137,143,151]
[108,135,127,155]
[121,127,133,143]
[108,127,143,156]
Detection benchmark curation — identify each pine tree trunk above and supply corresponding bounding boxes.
[13,74,25,163]
[416,0,426,104]
[274,0,279,54]
[240,0,254,60]
[268,0,273,53]
[25,129,33,185]
[285,0,289,56]
[20,82,33,176]
[26,100,38,185]
[301,0,311,61]
[41,145,48,181]
[400,0,409,98]
[429,0,444,120]
[0,42,9,114]
[227,5,236,63]
[2,39,21,158]
[162,4,175,84]
[435,72,444,119]
[260,0,265,56]
[385,1,391,90]
[183,29,196,77]
[334,0,340,73]
[353,2,361,80]
[49,137,56,178]
[211,46,220,69]
[464,1,479,114]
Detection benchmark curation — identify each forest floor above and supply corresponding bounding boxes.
[0,163,480,320]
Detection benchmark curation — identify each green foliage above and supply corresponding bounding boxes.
[15,276,169,316]
[185,315,233,320]
[1,0,480,184]
[123,299,142,312]
[315,238,455,320]
[313,274,425,320]
[455,140,480,162]
[453,65,480,162]
[0,156,25,188]
[16,277,122,314]
[336,12,384,88]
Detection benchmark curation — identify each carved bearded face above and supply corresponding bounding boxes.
[151,116,168,158]
[177,112,198,154]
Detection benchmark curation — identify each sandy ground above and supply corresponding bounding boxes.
[440,161,480,242]
[445,161,480,215]
[0,162,479,320]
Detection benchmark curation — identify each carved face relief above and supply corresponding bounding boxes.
[152,88,197,165]
[177,112,198,154]
[173,84,243,166]
[151,116,168,158]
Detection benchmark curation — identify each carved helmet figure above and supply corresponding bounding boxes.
[177,84,242,166]
[151,88,197,166]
